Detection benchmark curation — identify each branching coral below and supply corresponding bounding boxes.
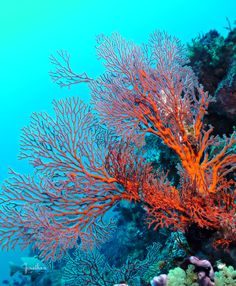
[0,98,149,259]
[0,31,235,260]
[63,242,161,286]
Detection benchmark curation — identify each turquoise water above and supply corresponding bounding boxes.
[0,0,235,283]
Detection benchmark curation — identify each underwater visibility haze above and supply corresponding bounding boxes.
[0,1,236,285]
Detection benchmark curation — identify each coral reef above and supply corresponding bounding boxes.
[0,28,235,286]
[188,22,236,134]
[151,263,236,286]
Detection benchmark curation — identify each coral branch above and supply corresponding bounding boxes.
[0,98,150,260]
[49,50,93,88]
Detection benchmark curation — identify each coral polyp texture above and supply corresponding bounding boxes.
[0,32,235,261]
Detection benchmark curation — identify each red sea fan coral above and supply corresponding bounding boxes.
[0,98,151,260]
[89,32,236,243]
[0,31,235,260]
